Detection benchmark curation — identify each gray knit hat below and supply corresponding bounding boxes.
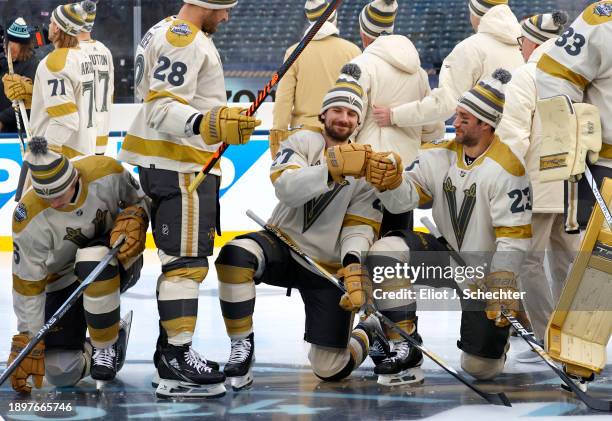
[52,2,87,36]
[359,0,398,38]
[81,0,98,32]
[521,11,568,44]
[305,0,337,25]
[7,18,31,44]
[458,69,512,128]
[183,0,238,9]
[320,64,364,122]
[26,138,78,200]
[468,0,508,17]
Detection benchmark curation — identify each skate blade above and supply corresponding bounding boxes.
[561,380,588,393]
[229,369,254,391]
[377,367,424,387]
[96,380,107,391]
[155,379,226,399]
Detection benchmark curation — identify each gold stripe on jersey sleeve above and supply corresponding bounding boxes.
[46,102,78,118]
[537,54,590,90]
[166,20,199,47]
[145,90,189,105]
[495,225,532,239]
[46,48,70,72]
[601,143,612,160]
[342,214,381,237]
[96,136,109,147]
[122,134,222,169]
[164,267,209,283]
[270,165,301,183]
[13,275,47,296]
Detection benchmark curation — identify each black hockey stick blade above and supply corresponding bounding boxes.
[369,305,511,407]
[502,310,612,412]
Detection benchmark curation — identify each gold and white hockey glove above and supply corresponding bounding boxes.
[484,271,519,328]
[200,106,262,146]
[2,74,33,109]
[366,152,403,191]
[110,205,148,266]
[8,333,45,393]
[337,263,367,312]
[326,144,372,184]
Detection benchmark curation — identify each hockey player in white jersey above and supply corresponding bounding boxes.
[8,137,148,393]
[77,0,115,155]
[536,1,612,229]
[364,70,532,384]
[215,70,383,390]
[118,0,260,398]
[2,2,97,157]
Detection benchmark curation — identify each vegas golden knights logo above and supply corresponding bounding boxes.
[303,180,348,233]
[443,178,477,249]
[64,209,109,247]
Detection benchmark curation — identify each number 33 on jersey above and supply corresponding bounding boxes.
[30,47,97,157]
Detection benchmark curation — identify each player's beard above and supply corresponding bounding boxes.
[324,119,355,143]
[455,131,479,147]
[201,19,219,34]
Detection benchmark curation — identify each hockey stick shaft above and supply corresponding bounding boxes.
[187,0,342,194]
[420,217,468,267]
[501,310,612,412]
[0,235,125,387]
[246,210,511,407]
[584,165,612,228]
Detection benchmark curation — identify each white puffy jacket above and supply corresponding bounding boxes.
[391,5,524,127]
[497,39,563,213]
[352,35,444,163]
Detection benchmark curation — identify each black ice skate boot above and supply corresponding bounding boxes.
[156,344,226,398]
[374,320,424,386]
[355,314,391,367]
[91,344,118,384]
[224,333,255,391]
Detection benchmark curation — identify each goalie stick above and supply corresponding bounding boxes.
[0,235,125,388]
[584,165,612,229]
[246,209,512,407]
[187,0,343,193]
[421,216,612,411]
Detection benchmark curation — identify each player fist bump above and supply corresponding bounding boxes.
[110,205,148,266]
[366,152,403,191]
[2,74,33,109]
[326,144,372,184]
[484,271,520,328]
[201,106,262,146]
[337,263,367,312]
[8,334,45,393]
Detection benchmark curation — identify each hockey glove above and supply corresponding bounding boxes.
[110,205,148,266]
[484,271,520,328]
[366,152,403,191]
[2,74,33,109]
[200,106,261,146]
[269,129,286,159]
[326,144,372,184]
[8,334,45,393]
[337,263,367,312]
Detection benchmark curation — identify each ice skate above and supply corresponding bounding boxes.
[155,344,226,398]
[356,314,391,366]
[224,333,255,391]
[375,332,424,386]
[91,311,133,390]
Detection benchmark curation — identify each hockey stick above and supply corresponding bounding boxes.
[584,165,612,229]
[0,235,125,387]
[246,210,512,407]
[422,216,612,411]
[501,310,612,412]
[6,43,33,202]
[187,0,343,194]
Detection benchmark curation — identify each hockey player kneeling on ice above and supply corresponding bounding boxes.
[8,138,148,393]
[365,70,533,384]
[215,69,383,390]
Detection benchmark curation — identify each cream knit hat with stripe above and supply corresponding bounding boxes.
[521,11,568,45]
[458,69,512,128]
[468,0,508,17]
[26,138,78,200]
[52,2,88,36]
[183,0,238,10]
[359,0,398,39]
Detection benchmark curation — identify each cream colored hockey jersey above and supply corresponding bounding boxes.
[536,1,612,168]
[378,137,532,274]
[79,40,114,155]
[12,156,149,336]
[119,17,227,175]
[269,129,382,271]
[30,47,97,158]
